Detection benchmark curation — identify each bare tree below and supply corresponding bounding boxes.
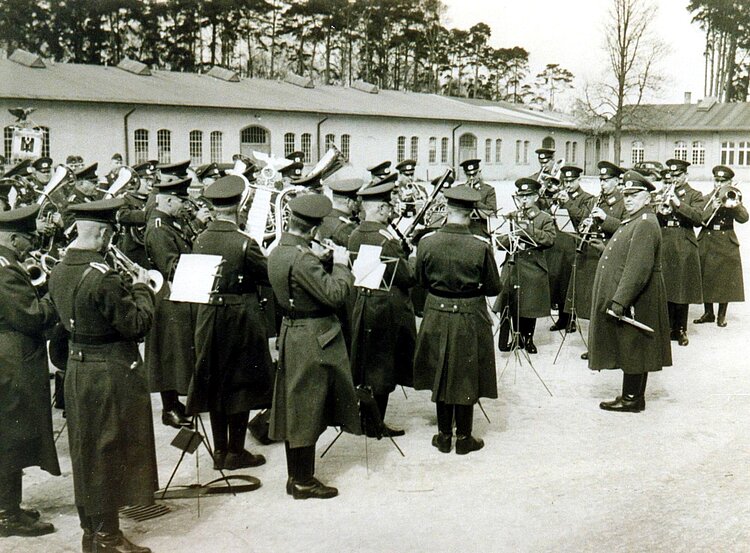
[583,0,668,164]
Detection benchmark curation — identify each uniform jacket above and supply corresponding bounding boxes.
[467,178,497,235]
[588,206,672,374]
[187,219,274,414]
[413,223,501,404]
[48,248,158,513]
[117,191,149,268]
[348,221,416,393]
[267,233,361,448]
[0,245,60,477]
[317,208,358,248]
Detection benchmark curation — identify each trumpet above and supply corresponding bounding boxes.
[654,182,676,215]
[22,250,58,287]
[107,244,163,293]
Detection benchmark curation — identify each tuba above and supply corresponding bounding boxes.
[103,166,137,198]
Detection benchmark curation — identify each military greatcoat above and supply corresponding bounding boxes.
[144,209,195,394]
[348,221,416,394]
[117,190,150,269]
[467,180,497,236]
[187,219,274,415]
[48,248,158,514]
[267,233,361,448]
[697,190,748,303]
[317,208,358,247]
[493,207,556,318]
[413,224,501,405]
[657,183,704,304]
[0,245,60,478]
[588,206,672,374]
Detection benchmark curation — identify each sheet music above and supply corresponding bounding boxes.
[246,188,272,246]
[169,254,223,304]
[351,244,386,289]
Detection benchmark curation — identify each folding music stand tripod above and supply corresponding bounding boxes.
[552,235,592,364]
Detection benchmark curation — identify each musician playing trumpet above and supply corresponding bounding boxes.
[459,159,496,236]
[694,165,748,327]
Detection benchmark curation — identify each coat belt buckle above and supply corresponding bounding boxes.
[71,350,84,361]
[713,225,721,230]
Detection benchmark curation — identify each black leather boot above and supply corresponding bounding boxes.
[223,449,266,470]
[0,509,54,537]
[431,432,452,453]
[694,303,715,324]
[455,435,484,454]
[677,329,689,346]
[93,531,151,553]
[600,373,644,412]
[717,303,728,327]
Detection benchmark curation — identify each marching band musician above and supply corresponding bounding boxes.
[106,153,123,183]
[348,178,416,438]
[319,178,362,246]
[533,148,556,179]
[657,159,704,346]
[459,158,497,236]
[48,198,156,553]
[268,194,361,500]
[413,185,500,454]
[2,160,36,206]
[0,205,60,539]
[494,178,555,354]
[187,176,272,471]
[115,167,151,268]
[367,160,392,182]
[61,163,102,235]
[589,171,671,412]
[144,177,196,429]
[694,165,747,327]
[29,157,53,190]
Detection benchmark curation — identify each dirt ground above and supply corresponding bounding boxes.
[5,180,749,553]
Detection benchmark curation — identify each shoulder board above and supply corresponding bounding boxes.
[378,228,396,241]
[172,221,182,230]
[472,234,491,245]
[0,256,9,267]
[88,262,110,274]
[607,196,617,205]
[642,213,648,220]
[420,230,437,241]
[338,216,352,225]
[236,228,256,241]
[154,217,162,228]
[68,194,77,202]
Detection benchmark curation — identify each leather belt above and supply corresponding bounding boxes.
[357,288,389,297]
[428,288,482,299]
[663,220,690,228]
[209,293,253,305]
[70,333,123,345]
[281,309,334,320]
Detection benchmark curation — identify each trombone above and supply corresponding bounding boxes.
[704,185,743,225]
[107,244,163,293]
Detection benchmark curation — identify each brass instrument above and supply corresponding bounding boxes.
[705,185,743,225]
[653,181,677,215]
[107,244,163,293]
[103,166,137,198]
[537,158,565,186]
[23,250,59,287]
[402,169,454,242]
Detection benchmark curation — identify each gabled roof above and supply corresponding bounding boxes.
[0,57,576,129]
[619,101,750,132]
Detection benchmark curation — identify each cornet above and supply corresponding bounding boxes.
[107,244,163,293]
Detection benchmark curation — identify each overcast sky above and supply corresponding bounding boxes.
[442,0,706,105]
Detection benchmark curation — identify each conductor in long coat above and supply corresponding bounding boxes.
[589,171,672,413]
[413,186,501,455]
[0,205,59,538]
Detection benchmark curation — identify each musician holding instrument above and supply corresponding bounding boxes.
[694,165,747,327]
[144,177,196,429]
[29,157,53,190]
[459,159,496,236]
[48,198,156,553]
[0,205,60,539]
[187,176,272,471]
[268,194,361,500]
[589,171,671,413]
[656,159,704,346]
[348,179,416,438]
[494,178,555,354]
[413,185,500,454]
[318,178,362,246]
[61,163,101,231]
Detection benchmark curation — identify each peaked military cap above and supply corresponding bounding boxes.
[32,157,52,172]
[111,153,123,162]
[203,175,245,206]
[3,159,32,179]
[621,170,655,193]
[459,159,481,175]
[367,161,392,178]
[560,165,583,181]
[153,176,191,197]
[597,160,623,179]
[358,179,396,201]
[0,204,40,233]
[75,163,98,182]
[133,160,158,177]
[280,161,304,178]
[395,159,416,174]
[286,151,305,164]
[195,163,222,181]
[535,148,555,161]
[65,155,77,165]
[69,198,125,224]
[514,177,541,196]
[665,158,690,174]
[444,185,480,208]
[289,194,331,224]
[712,165,734,181]
[159,160,190,178]
[328,178,364,198]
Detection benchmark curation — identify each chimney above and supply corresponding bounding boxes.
[684,92,692,104]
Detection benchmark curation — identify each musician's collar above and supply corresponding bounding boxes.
[358,220,386,231]
[524,206,540,219]
[58,247,105,265]
[442,222,472,233]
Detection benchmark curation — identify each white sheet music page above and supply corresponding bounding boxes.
[351,244,386,289]
[169,254,223,304]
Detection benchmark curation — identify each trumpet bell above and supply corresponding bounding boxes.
[147,270,164,293]
[22,258,47,287]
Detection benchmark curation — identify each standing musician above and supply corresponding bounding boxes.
[115,168,151,268]
[348,179,416,438]
[144,177,196,429]
[187,176,272,471]
[413,185,500,454]
[657,159,704,346]
[61,163,102,237]
[318,179,362,246]
[395,159,420,217]
[48,198,156,553]
[694,165,747,327]
[588,171,671,412]
[459,158,497,236]
[106,153,123,183]
[533,148,556,179]
[367,161,392,182]
[29,157,53,190]
[267,194,361,500]
[0,205,59,538]
[494,178,556,354]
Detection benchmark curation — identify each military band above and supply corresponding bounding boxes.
[0,144,744,548]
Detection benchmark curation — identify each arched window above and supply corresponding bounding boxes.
[240,125,270,157]
[691,141,705,165]
[674,140,688,161]
[340,134,350,161]
[134,129,149,164]
[515,140,522,164]
[565,141,571,161]
[458,133,477,163]
[189,130,203,166]
[542,136,555,150]
[523,140,530,164]
[570,141,577,164]
[441,138,449,163]
[325,133,336,151]
[157,129,171,164]
[284,133,296,157]
[210,131,223,163]
[428,137,437,164]
[495,139,502,163]
[397,136,406,162]
[301,133,312,163]
[410,136,419,161]
[631,140,644,164]
[485,139,492,163]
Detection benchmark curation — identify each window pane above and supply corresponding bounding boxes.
[284,133,295,157]
[523,140,530,164]
[210,131,223,163]
[241,126,267,144]
[189,130,203,166]
[134,129,149,164]
[397,136,406,163]
[410,136,419,161]
[341,134,350,161]
[515,140,521,164]
[495,139,502,163]
[157,129,171,164]
[571,142,577,164]
[39,126,50,158]
[325,133,335,152]
[441,137,449,163]
[429,137,437,164]
[542,136,555,149]
[301,133,312,163]
[485,139,492,163]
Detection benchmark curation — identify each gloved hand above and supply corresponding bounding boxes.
[609,301,625,317]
